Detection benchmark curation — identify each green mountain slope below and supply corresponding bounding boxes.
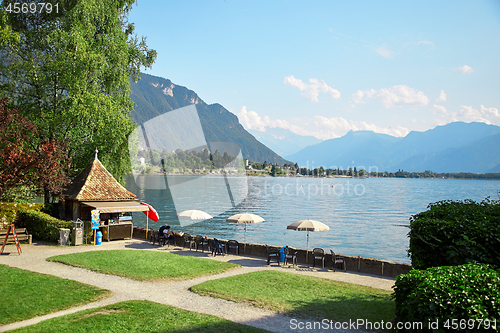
[130,73,289,164]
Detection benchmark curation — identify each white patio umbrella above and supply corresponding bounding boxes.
[177,210,213,235]
[226,213,265,253]
[287,219,330,263]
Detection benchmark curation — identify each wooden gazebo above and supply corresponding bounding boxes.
[61,151,149,240]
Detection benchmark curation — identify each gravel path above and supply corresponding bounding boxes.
[0,239,395,332]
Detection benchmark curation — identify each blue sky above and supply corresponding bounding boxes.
[128,0,500,140]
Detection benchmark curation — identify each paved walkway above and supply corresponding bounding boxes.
[0,239,395,332]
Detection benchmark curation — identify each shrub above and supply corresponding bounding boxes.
[19,210,71,243]
[393,263,500,332]
[408,199,500,270]
[0,202,44,229]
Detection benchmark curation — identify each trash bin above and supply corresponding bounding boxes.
[96,231,102,245]
[59,228,70,246]
[71,220,84,246]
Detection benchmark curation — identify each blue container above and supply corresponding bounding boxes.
[96,231,102,245]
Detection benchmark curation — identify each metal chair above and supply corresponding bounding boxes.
[151,230,161,245]
[227,240,239,255]
[196,235,209,252]
[285,246,298,267]
[162,234,176,247]
[152,230,168,247]
[211,238,225,256]
[330,250,346,272]
[183,234,196,251]
[312,248,325,268]
[266,244,279,265]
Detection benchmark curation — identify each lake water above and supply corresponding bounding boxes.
[125,175,499,264]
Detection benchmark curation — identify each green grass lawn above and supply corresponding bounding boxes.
[46,250,239,281]
[191,270,394,324]
[0,264,108,325]
[10,300,270,333]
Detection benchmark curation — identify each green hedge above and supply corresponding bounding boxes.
[19,210,72,243]
[408,199,500,270]
[393,263,500,332]
[0,202,44,229]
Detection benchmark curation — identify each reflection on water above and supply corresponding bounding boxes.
[126,175,499,263]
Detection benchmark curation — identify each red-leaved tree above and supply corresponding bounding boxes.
[0,97,71,201]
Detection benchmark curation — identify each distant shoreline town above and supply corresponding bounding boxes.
[132,152,500,180]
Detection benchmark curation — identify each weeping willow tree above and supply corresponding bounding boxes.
[0,0,156,201]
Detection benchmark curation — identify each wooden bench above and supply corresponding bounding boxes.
[0,228,32,245]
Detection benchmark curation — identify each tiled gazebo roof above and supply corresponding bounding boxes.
[64,156,137,201]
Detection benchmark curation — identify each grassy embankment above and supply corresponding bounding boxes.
[47,250,239,281]
[48,250,394,324]
[191,270,394,324]
[0,265,108,325]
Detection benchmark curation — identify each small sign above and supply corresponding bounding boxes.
[91,210,100,230]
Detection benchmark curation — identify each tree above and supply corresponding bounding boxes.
[270,164,276,176]
[0,0,156,192]
[0,98,70,201]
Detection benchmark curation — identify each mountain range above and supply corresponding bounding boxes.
[129,73,499,173]
[248,128,322,157]
[129,73,289,164]
[286,122,500,173]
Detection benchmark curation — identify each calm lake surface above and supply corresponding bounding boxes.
[125,175,499,264]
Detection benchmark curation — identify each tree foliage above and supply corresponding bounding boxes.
[0,0,156,188]
[408,198,500,270]
[0,97,70,201]
[393,262,500,332]
[134,148,245,174]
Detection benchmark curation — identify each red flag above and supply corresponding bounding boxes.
[140,202,159,222]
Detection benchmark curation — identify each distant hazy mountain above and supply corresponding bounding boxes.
[285,130,399,170]
[396,132,500,173]
[288,122,500,173]
[249,128,322,157]
[130,73,289,164]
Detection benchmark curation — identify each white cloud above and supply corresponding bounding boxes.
[431,104,448,115]
[457,65,474,74]
[236,106,307,134]
[284,75,341,103]
[375,45,394,59]
[351,85,429,108]
[436,90,447,102]
[459,105,500,125]
[430,105,458,125]
[313,115,409,138]
[236,106,409,140]
[417,40,434,47]
[377,85,429,108]
[236,106,272,132]
[350,89,377,104]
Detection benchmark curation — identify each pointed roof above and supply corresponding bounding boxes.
[64,156,137,202]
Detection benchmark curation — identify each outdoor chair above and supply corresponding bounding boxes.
[183,234,196,251]
[312,248,325,268]
[195,235,209,252]
[161,233,175,247]
[284,246,298,267]
[227,240,239,255]
[330,250,346,272]
[152,230,170,247]
[151,230,160,245]
[211,238,225,256]
[266,244,280,265]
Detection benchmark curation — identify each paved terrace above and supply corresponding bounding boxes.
[0,239,395,333]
